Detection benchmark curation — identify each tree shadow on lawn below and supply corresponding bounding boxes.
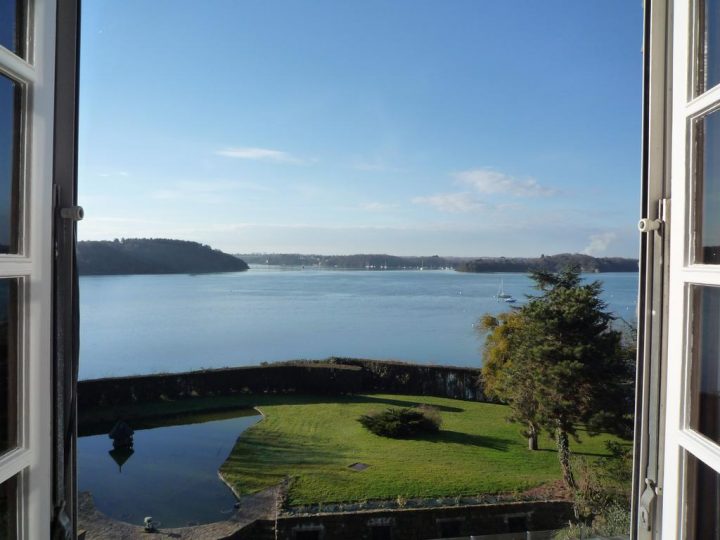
[230,431,342,465]
[352,395,465,413]
[533,448,612,458]
[255,393,465,413]
[402,430,511,451]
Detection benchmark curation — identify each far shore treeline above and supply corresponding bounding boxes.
[240,252,638,273]
[77,238,249,276]
[77,238,638,276]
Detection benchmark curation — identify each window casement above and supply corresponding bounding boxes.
[657,0,720,537]
[0,0,58,537]
[0,0,79,538]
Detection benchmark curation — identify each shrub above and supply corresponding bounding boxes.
[358,406,442,438]
[557,440,632,539]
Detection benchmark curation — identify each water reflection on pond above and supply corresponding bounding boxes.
[78,409,260,528]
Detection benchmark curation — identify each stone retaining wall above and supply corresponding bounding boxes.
[235,501,574,540]
[78,358,484,408]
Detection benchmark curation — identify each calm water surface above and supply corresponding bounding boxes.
[79,268,638,380]
[78,410,260,527]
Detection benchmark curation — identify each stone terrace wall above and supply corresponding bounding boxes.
[329,357,484,401]
[78,359,484,409]
[234,501,573,540]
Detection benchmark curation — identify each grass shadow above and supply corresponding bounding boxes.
[281,394,466,413]
[534,448,611,458]
[401,429,511,451]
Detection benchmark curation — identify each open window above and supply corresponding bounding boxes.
[634,0,720,538]
[0,0,81,537]
[1,0,705,537]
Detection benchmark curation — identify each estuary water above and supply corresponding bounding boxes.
[79,268,639,380]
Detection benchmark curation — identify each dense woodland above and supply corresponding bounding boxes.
[240,252,638,273]
[456,253,637,273]
[77,239,249,275]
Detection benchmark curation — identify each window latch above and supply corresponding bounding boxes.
[639,478,658,532]
[60,206,84,221]
[638,218,661,232]
[638,198,670,234]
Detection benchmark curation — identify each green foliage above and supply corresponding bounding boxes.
[552,523,596,540]
[479,311,541,447]
[358,406,442,438]
[571,440,632,535]
[479,266,636,488]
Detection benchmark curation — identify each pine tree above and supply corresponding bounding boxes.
[480,267,633,490]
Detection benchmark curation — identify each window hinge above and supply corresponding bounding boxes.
[639,478,658,533]
[659,197,670,223]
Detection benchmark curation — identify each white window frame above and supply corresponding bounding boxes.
[662,0,720,537]
[0,0,57,537]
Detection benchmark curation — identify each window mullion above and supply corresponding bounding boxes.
[677,267,720,284]
[678,430,720,473]
[0,50,35,86]
[685,85,720,117]
[0,448,30,485]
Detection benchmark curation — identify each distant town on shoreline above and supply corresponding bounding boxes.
[77,238,639,276]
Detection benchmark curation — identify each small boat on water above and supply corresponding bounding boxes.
[504,297,517,303]
[496,279,512,300]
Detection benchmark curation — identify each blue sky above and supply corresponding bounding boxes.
[78,1,643,257]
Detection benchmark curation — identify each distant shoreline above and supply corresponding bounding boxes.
[78,239,249,276]
[77,238,638,276]
[239,252,638,274]
[247,264,638,274]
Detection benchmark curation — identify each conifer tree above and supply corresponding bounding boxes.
[480,267,633,489]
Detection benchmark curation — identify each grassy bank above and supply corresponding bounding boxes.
[217,394,623,505]
[79,392,624,505]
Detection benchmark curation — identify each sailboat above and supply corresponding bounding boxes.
[496,279,512,300]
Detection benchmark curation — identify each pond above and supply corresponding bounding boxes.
[78,409,261,528]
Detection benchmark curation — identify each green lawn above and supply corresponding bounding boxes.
[218,393,623,505]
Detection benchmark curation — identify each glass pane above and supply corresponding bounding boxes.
[695,109,720,264]
[0,475,17,539]
[0,279,18,455]
[698,0,720,94]
[686,454,720,539]
[0,73,20,255]
[0,0,25,57]
[690,285,720,442]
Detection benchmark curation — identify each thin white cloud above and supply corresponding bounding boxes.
[412,192,486,213]
[150,180,272,203]
[583,232,617,255]
[455,168,555,197]
[98,171,130,178]
[359,202,399,212]
[215,147,303,164]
